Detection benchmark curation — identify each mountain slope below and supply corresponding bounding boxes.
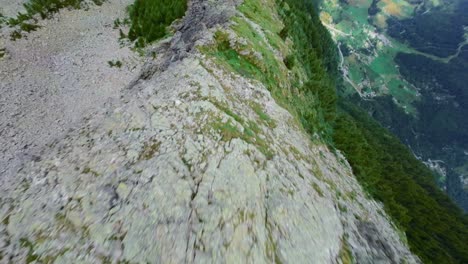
[0,0,420,263]
[334,100,468,263]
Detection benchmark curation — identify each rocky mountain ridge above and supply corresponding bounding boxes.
[0,0,420,262]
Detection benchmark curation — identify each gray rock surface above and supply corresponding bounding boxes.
[0,0,420,263]
[0,0,28,18]
[0,0,142,180]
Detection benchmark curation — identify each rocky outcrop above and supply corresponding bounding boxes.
[0,0,420,263]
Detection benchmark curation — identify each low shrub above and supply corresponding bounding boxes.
[127,0,187,47]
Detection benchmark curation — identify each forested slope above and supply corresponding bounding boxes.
[273,0,468,262]
[333,101,468,263]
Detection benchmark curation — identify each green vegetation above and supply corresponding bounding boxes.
[387,0,467,58]
[335,0,468,210]
[321,0,468,211]
[338,238,353,264]
[311,182,324,197]
[333,101,468,263]
[81,166,99,177]
[206,99,274,159]
[276,0,338,140]
[138,140,161,160]
[0,12,6,28]
[250,102,276,128]
[211,118,274,160]
[127,0,187,47]
[113,17,130,29]
[107,60,123,68]
[206,30,268,84]
[202,0,338,142]
[19,238,39,262]
[10,31,23,40]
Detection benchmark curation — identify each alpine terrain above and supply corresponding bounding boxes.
[0,0,466,263]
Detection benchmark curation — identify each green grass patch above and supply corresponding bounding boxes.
[345,6,369,25]
[207,99,275,159]
[238,0,282,33]
[0,12,6,28]
[14,0,81,22]
[108,60,123,68]
[10,31,23,40]
[250,102,277,128]
[237,0,289,53]
[127,0,187,47]
[338,238,353,264]
[206,31,264,80]
[213,120,242,141]
[211,118,274,159]
[138,140,161,160]
[19,238,40,263]
[311,182,324,197]
[230,16,288,90]
[370,55,399,76]
[210,100,245,124]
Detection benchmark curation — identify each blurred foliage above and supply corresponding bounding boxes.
[127,0,187,47]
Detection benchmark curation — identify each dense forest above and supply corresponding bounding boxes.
[395,52,468,150]
[387,0,468,57]
[275,0,339,141]
[334,101,468,263]
[127,0,187,47]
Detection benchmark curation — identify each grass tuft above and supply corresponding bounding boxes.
[108,60,123,68]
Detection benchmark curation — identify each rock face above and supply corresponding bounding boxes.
[0,0,420,263]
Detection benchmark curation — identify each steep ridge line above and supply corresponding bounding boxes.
[133,0,241,82]
[0,0,420,263]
